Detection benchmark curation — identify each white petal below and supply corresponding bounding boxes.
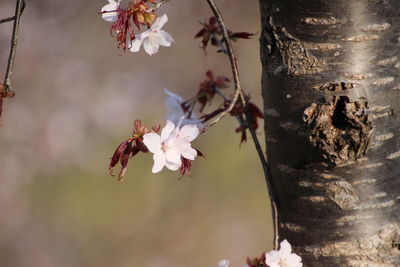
[280,240,292,256]
[165,91,183,110]
[182,147,197,160]
[143,36,160,56]
[265,250,280,267]
[164,89,183,103]
[143,133,161,153]
[161,121,176,142]
[101,2,119,22]
[130,34,144,52]
[157,30,174,47]
[218,259,230,267]
[287,254,303,267]
[179,125,199,142]
[165,148,182,165]
[152,151,166,173]
[182,117,203,128]
[151,14,168,31]
[165,160,180,171]
[166,111,185,126]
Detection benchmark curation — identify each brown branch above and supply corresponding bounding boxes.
[147,0,171,13]
[0,16,15,24]
[205,0,279,249]
[3,0,25,92]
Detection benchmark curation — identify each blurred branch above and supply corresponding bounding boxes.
[0,16,15,24]
[204,0,279,249]
[3,0,26,92]
[147,0,171,12]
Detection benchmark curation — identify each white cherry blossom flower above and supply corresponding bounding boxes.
[218,259,230,267]
[101,0,120,22]
[143,120,199,173]
[130,14,174,55]
[165,89,203,128]
[265,240,302,267]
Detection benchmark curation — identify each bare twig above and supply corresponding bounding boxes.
[3,0,25,92]
[0,16,15,24]
[147,0,171,13]
[205,0,279,249]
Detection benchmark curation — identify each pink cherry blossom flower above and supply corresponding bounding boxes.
[265,240,302,267]
[143,120,199,173]
[164,89,203,128]
[130,14,174,55]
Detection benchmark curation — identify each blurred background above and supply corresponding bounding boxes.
[0,0,272,266]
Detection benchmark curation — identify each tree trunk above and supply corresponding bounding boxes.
[259,0,400,266]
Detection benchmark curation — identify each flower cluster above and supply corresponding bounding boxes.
[105,5,262,178]
[101,0,173,54]
[195,16,255,52]
[109,118,202,180]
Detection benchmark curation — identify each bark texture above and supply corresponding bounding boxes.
[259,0,400,266]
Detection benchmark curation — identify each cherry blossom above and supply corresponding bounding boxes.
[265,240,302,267]
[100,0,157,51]
[164,89,203,128]
[130,14,174,55]
[143,120,199,173]
[218,259,230,267]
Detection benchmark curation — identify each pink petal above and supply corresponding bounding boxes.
[182,147,197,160]
[165,148,182,165]
[265,250,280,267]
[130,34,144,52]
[280,240,292,255]
[150,30,174,47]
[164,89,183,103]
[152,151,166,173]
[143,133,161,153]
[157,30,174,46]
[101,1,119,22]
[179,125,199,142]
[161,121,175,141]
[165,160,180,171]
[151,14,168,31]
[143,36,160,56]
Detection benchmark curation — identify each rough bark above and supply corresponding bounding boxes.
[259,0,400,266]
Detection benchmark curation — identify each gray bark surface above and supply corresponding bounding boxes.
[259,0,400,266]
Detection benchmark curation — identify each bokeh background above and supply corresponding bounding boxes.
[0,0,273,266]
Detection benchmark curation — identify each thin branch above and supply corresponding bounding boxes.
[205,0,279,249]
[3,0,25,92]
[201,0,245,133]
[0,16,15,24]
[147,0,171,13]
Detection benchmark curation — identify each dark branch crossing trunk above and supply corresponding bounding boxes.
[259,0,400,266]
